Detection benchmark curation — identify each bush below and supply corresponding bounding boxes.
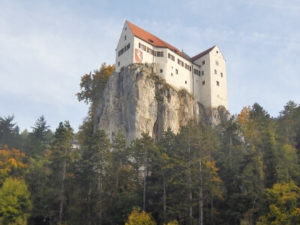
[125,208,156,225]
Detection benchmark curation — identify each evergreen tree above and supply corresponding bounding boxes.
[48,121,74,224]
[0,115,21,149]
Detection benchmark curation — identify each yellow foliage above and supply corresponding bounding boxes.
[0,147,27,183]
[125,208,156,225]
[237,107,251,125]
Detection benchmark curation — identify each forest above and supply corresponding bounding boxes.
[1,64,300,225]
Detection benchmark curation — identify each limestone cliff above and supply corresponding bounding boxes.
[94,64,214,143]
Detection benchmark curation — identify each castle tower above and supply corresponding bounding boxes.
[191,46,228,109]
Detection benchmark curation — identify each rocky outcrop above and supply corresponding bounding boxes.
[94,64,213,144]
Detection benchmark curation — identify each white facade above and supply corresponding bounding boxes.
[115,21,227,110]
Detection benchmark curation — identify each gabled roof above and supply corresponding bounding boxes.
[191,46,216,62]
[126,20,184,57]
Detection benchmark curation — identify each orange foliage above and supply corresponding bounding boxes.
[0,146,28,182]
[237,106,251,125]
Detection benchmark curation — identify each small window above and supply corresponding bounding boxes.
[157,51,164,57]
[216,61,219,66]
[171,73,173,76]
[160,69,163,73]
[202,71,204,76]
[168,53,175,61]
[125,26,127,30]
[118,61,120,66]
[216,81,220,86]
[124,35,126,40]
[216,50,219,54]
[214,69,217,74]
[176,69,178,74]
[185,81,187,84]
[221,72,223,78]
[202,60,205,65]
[202,81,205,85]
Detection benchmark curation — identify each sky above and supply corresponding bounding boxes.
[1,0,300,131]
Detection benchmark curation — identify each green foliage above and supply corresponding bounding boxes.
[125,208,156,225]
[0,115,21,149]
[0,178,32,225]
[23,116,52,157]
[2,98,300,225]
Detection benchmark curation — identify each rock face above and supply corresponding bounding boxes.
[94,64,212,144]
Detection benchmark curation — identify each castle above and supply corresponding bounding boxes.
[115,21,227,109]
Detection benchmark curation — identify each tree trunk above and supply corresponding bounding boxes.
[198,160,203,225]
[163,173,167,223]
[143,148,149,211]
[143,167,147,211]
[87,182,92,225]
[97,168,102,225]
[188,133,193,225]
[59,157,66,224]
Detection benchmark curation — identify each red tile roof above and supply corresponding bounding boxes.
[126,21,216,62]
[127,21,184,57]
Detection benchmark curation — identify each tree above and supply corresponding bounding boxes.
[0,178,32,225]
[0,147,27,184]
[24,116,52,157]
[129,133,157,212]
[49,121,74,224]
[0,115,21,149]
[77,64,115,115]
[125,208,156,225]
[77,117,111,225]
[257,181,300,225]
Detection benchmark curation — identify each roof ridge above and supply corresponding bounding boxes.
[190,45,216,61]
[126,21,184,57]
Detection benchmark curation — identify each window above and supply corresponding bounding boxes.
[125,26,127,30]
[168,53,175,61]
[124,35,126,40]
[177,59,184,67]
[171,73,173,76]
[202,71,204,76]
[160,69,163,73]
[202,60,205,65]
[157,51,164,57]
[185,63,191,71]
[194,69,200,76]
[221,72,223,78]
[216,81,220,86]
[176,69,178,74]
[185,81,187,84]
[202,81,205,85]
[118,61,120,66]
[216,60,219,66]
[118,43,130,56]
[216,50,219,54]
[139,43,147,51]
[214,69,217,74]
[146,47,154,55]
